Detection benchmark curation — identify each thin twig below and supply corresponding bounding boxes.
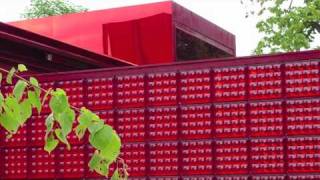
[289,0,293,10]
[0,67,48,93]
[0,67,81,112]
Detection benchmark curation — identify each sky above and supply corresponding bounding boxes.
[0,0,262,56]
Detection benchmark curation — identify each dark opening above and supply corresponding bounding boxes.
[176,28,230,61]
[0,38,99,73]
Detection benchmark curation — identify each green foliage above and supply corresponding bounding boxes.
[0,99,20,133]
[49,89,69,114]
[6,67,15,85]
[45,113,54,136]
[28,90,42,114]
[111,169,120,180]
[13,80,28,101]
[242,0,320,54]
[0,93,3,108]
[21,0,88,19]
[18,64,27,72]
[44,133,59,153]
[20,100,32,122]
[0,64,125,178]
[29,77,41,97]
[44,113,57,154]
[89,126,121,161]
[75,107,122,177]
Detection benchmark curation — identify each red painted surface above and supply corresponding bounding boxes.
[1,50,320,179]
[10,2,172,53]
[10,1,235,65]
[103,13,173,65]
[0,22,134,72]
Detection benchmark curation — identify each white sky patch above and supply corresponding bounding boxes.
[0,0,263,56]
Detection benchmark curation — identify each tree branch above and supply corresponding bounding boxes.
[312,22,320,33]
[289,0,293,10]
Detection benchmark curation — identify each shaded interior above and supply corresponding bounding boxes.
[0,38,99,73]
[176,28,231,61]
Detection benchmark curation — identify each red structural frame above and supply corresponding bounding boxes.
[0,22,134,72]
[1,50,320,179]
[10,1,235,66]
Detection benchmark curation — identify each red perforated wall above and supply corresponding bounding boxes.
[1,50,320,179]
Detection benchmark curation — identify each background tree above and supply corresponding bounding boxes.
[21,0,88,19]
[242,0,320,54]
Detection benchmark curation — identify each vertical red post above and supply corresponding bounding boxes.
[26,110,32,179]
[82,79,89,178]
[281,64,289,179]
[143,73,151,179]
[176,71,182,179]
[244,66,252,178]
[210,68,216,177]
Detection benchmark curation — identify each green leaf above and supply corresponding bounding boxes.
[6,95,19,108]
[5,96,22,125]
[0,73,2,85]
[75,124,86,139]
[28,91,42,114]
[88,121,104,135]
[45,113,54,137]
[6,67,16,84]
[0,92,4,111]
[89,125,121,162]
[111,169,120,180]
[20,100,32,123]
[29,77,40,97]
[44,133,59,154]
[98,162,110,177]
[89,125,113,150]
[49,88,68,114]
[13,80,28,101]
[18,64,27,72]
[79,107,100,126]
[88,151,111,176]
[55,108,75,136]
[0,110,19,133]
[55,128,70,150]
[88,151,101,171]
[0,102,20,133]
[100,131,121,162]
[77,107,103,136]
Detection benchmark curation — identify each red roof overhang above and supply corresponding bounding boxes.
[0,22,134,72]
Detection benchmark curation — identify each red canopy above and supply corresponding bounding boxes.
[11,1,235,65]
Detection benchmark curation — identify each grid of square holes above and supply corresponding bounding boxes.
[0,60,320,179]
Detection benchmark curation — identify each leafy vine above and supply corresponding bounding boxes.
[0,64,128,179]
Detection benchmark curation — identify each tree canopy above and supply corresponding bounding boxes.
[243,0,320,54]
[21,0,88,19]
